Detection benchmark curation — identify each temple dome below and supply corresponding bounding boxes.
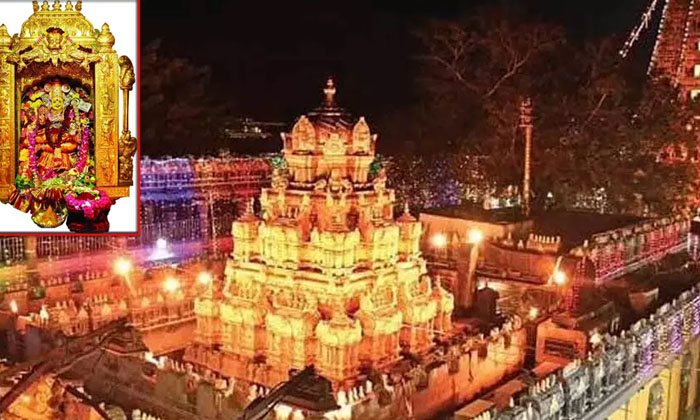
[305,78,354,132]
[281,79,377,185]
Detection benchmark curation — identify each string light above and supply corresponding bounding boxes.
[620,0,664,58]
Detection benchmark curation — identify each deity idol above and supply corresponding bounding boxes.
[55,103,80,171]
[44,84,79,174]
[34,105,53,171]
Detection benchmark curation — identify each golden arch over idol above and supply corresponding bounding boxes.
[0,0,136,231]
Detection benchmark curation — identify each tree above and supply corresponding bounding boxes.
[413,6,698,215]
[142,40,224,156]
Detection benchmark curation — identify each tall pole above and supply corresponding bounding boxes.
[519,98,533,217]
[209,191,217,256]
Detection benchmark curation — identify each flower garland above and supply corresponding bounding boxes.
[65,189,110,220]
[76,127,90,171]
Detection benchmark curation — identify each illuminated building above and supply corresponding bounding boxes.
[649,0,700,101]
[420,207,689,317]
[140,155,272,253]
[191,78,454,383]
[184,80,528,420]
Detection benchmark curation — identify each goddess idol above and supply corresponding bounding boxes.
[20,79,92,181]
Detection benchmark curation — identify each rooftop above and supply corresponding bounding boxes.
[422,205,645,251]
[421,204,528,225]
[531,210,645,252]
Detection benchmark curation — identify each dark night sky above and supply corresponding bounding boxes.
[144,0,657,125]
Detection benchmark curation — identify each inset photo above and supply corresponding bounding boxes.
[0,0,138,233]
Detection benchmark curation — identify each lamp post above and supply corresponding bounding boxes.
[519,98,533,218]
[459,228,484,312]
[7,299,19,361]
[114,257,135,319]
[549,268,568,313]
[431,233,447,260]
[197,271,214,296]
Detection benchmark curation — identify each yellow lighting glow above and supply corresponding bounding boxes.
[164,277,180,293]
[156,238,168,250]
[468,228,484,244]
[528,307,539,320]
[114,257,132,277]
[431,233,447,248]
[552,270,567,286]
[9,300,18,314]
[39,305,49,322]
[590,332,602,346]
[198,272,213,286]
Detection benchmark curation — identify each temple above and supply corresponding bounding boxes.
[649,0,700,101]
[189,79,454,385]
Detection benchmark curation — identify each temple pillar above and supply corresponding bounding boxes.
[455,242,478,313]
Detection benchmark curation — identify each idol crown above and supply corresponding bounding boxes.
[32,0,83,13]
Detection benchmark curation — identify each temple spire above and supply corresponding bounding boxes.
[323,77,336,107]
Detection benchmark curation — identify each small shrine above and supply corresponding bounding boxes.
[192,79,454,386]
[0,0,136,231]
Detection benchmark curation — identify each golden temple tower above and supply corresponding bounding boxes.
[194,79,453,385]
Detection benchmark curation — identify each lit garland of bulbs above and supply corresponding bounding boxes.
[620,0,664,58]
[672,0,696,84]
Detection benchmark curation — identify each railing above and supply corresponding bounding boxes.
[492,284,700,420]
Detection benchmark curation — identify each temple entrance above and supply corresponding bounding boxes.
[18,77,94,184]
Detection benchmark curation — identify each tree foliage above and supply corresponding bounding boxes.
[413,6,699,215]
[142,40,224,157]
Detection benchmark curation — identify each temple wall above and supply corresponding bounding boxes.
[142,319,196,355]
[184,326,526,420]
[605,337,700,420]
[409,328,526,420]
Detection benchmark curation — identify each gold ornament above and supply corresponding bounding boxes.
[0,1,136,203]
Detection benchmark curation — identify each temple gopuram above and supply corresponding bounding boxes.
[187,80,526,419]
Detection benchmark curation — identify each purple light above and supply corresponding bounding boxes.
[693,296,700,337]
[641,329,655,378]
[671,312,682,354]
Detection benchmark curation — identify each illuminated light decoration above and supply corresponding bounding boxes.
[39,305,49,322]
[590,331,602,346]
[640,328,655,378]
[467,228,484,244]
[670,311,683,354]
[431,233,448,248]
[650,0,700,102]
[192,80,454,384]
[139,155,271,253]
[197,271,213,286]
[672,0,696,87]
[648,0,672,74]
[620,0,663,58]
[149,237,174,262]
[9,299,18,314]
[163,277,180,293]
[114,257,132,277]
[564,258,585,313]
[552,270,567,286]
[528,307,539,320]
[693,295,700,336]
